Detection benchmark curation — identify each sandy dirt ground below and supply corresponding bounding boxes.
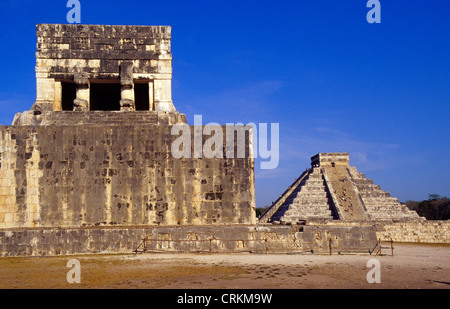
[0,243,448,289]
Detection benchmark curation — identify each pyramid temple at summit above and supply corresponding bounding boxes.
[259,153,422,224]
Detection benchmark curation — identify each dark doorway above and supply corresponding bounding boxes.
[90,83,121,111]
[134,83,149,111]
[61,82,76,111]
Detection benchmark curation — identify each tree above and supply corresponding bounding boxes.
[406,195,450,220]
[428,194,441,201]
[255,206,270,218]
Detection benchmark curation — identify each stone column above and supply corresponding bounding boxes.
[53,81,62,111]
[32,61,54,113]
[154,79,176,112]
[73,72,90,111]
[120,62,135,111]
[148,81,154,111]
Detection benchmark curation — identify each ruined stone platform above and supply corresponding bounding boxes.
[0,224,379,257]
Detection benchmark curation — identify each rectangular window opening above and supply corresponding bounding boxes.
[134,83,149,111]
[61,82,76,111]
[90,83,121,111]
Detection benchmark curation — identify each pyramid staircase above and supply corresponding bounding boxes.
[260,167,337,224]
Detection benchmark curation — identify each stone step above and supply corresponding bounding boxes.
[365,206,415,213]
[366,205,406,214]
[360,192,391,198]
[292,201,331,207]
[298,185,327,192]
[366,210,419,218]
[356,183,382,190]
[285,203,332,211]
[288,192,327,202]
[363,197,401,203]
[304,179,325,186]
[291,194,330,201]
[293,196,329,203]
[363,199,398,206]
[294,191,328,198]
[286,205,331,212]
[283,214,334,222]
[290,200,330,207]
[306,174,323,180]
[286,211,333,218]
[369,213,420,220]
[287,208,332,215]
[363,202,403,207]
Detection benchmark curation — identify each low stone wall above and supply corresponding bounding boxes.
[0,224,378,257]
[375,220,450,243]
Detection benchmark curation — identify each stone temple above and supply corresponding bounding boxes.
[5,24,255,228]
[259,153,422,224]
[0,24,447,257]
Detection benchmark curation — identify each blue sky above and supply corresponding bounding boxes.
[0,0,449,206]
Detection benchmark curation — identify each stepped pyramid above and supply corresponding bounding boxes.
[259,153,422,224]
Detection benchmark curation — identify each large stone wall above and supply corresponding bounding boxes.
[375,220,450,244]
[0,116,255,228]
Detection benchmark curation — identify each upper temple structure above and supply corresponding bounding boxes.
[37,24,174,112]
[14,24,179,125]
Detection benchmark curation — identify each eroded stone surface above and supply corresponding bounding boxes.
[0,123,255,228]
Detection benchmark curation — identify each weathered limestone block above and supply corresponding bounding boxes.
[375,220,450,243]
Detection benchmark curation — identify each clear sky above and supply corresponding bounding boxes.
[0,0,449,206]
